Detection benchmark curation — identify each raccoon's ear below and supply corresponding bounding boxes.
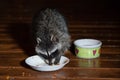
[36,37,41,43]
[51,35,59,42]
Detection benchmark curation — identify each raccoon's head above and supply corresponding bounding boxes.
[35,35,61,65]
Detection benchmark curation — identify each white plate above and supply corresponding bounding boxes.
[25,55,69,71]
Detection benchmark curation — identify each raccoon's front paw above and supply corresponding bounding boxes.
[54,60,59,65]
[54,56,61,65]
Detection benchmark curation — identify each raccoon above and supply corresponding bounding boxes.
[32,8,70,65]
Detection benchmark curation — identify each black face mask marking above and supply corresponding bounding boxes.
[49,49,58,58]
[38,49,59,65]
[39,49,58,59]
[38,53,48,59]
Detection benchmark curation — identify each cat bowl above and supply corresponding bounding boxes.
[74,39,102,59]
[25,55,69,71]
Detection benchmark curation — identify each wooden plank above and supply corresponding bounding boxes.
[1,24,120,28]
[1,33,119,42]
[0,52,120,61]
[0,46,119,54]
[0,68,120,79]
[0,77,120,80]
[0,58,120,68]
[0,53,120,68]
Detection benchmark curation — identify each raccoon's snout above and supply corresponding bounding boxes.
[38,53,53,65]
[38,49,59,65]
[45,59,55,65]
[46,49,59,65]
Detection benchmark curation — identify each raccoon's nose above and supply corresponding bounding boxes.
[45,59,52,65]
[48,61,52,65]
[48,60,52,65]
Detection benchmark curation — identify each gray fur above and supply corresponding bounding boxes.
[32,8,71,65]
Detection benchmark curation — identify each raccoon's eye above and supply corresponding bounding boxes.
[50,50,58,58]
[39,53,48,59]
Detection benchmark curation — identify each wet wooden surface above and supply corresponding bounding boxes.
[0,0,120,80]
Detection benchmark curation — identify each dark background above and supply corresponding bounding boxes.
[0,0,120,23]
[0,0,120,55]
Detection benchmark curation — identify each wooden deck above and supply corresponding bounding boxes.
[0,0,120,80]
